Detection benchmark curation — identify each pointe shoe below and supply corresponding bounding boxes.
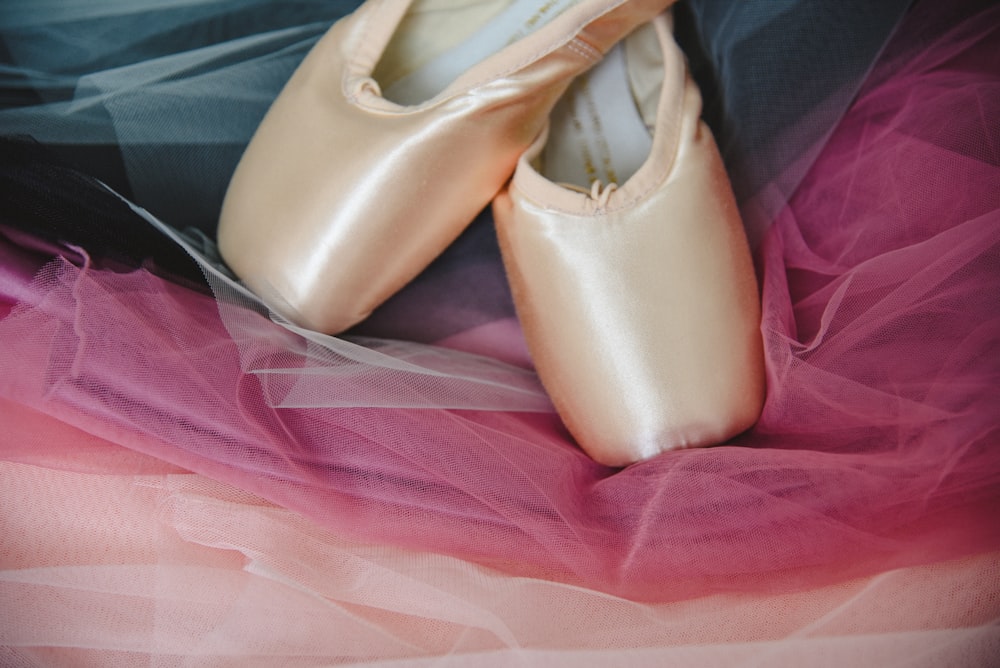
[493,13,765,466]
[218,0,673,334]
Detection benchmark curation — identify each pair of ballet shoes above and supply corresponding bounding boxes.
[218,1,764,466]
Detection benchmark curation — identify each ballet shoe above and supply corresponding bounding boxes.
[493,13,765,466]
[218,0,673,334]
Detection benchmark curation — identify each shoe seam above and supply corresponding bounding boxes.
[566,37,603,62]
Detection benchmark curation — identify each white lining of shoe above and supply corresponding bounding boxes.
[507,15,690,214]
[379,0,581,105]
[541,23,659,191]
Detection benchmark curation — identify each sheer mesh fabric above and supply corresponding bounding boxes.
[2,425,998,666]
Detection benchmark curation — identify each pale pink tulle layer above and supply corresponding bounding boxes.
[2,402,999,666]
[1,1,999,614]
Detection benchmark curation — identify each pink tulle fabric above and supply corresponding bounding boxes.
[2,404,999,666]
[0,402,1000,668]
[2,2,1000,662]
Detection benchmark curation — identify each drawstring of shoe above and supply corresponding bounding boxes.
[590,180,617,208]
[354,77,382,97]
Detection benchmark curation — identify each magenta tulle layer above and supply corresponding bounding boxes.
[2,2,999,605]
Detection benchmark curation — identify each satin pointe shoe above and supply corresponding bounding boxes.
[493,13,766,466]
[217,0,674,334]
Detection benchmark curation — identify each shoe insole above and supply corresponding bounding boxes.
[383,0,580,105]
[542,42,654,190]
